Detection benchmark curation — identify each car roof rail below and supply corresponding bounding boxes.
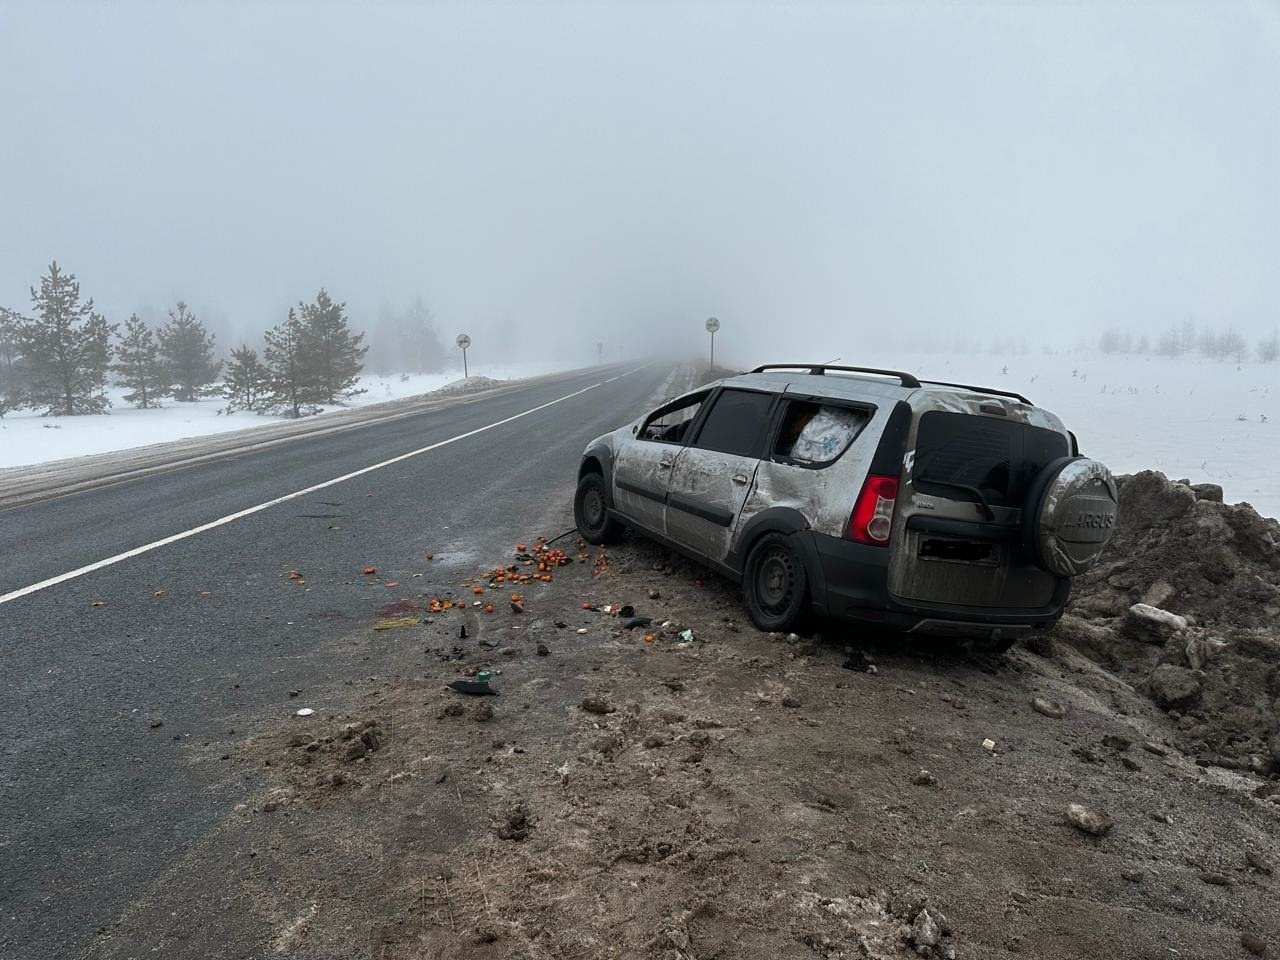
[919,380,1032,404]
[749,363,922,388]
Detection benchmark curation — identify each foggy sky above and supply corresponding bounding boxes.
[1,2,1276,366]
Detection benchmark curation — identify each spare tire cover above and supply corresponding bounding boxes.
[1024,457,1119,577]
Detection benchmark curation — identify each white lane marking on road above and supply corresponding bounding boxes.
[0,366,652,606]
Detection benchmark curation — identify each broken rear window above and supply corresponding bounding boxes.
[774,401,869,465]
[912,411,1068,508]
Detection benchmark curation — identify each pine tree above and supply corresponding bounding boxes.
[0,307,20,380]
[18,261,113,415]
[85,310,115,401]
[112,314,165,408]
[224,344,269,412]
[263,308,310,418]
[157,301,221,401]
[296,289,367,402]
[0,307,23,414]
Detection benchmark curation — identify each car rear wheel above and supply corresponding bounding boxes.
[574,472,624,545]
[742,532,809,632]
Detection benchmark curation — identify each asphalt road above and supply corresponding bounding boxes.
[0,362,672,960]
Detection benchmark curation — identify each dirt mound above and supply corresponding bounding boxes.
[1054,470,1280,774]
[1071,470,1280,628]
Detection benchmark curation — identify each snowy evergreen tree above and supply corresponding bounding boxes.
[157,301,221,401]
[85,310,115,400]
[296,289,366,402]
[263,308,311,418]
[18,261,113,415]
[0,307,20,380]
[223,344,269,412]
[112,314,166,408]
[0,307,24,414]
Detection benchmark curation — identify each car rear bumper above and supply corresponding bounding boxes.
[801,531,1069,637]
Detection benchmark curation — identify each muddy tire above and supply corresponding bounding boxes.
[574,472,624,545]
[742,533,809,633]
[1022,457,1119,577]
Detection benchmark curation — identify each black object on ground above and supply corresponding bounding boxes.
[447,680,498,696]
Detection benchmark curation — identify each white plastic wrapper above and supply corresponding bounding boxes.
[789,406,867,463]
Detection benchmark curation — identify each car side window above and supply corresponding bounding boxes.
[774,400,869,466]
[691,389,775,458]
[639,392,708,444]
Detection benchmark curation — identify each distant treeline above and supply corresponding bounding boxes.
[0,261,451,418]
[1098,321,1278,363]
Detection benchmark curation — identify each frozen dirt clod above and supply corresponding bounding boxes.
[1147,664,1202,712]
[1183,635,1227,670]
[1052,469,1280,772]
[1242,932,1269,957]
[1124,603,1188,642]
[907,906,956,959]
[1066,802,1115,837]
[1031,697,1066,719]
[580,697,615,715]
[1074,470,1280,629]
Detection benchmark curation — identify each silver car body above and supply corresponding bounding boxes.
[582,366,1082,635]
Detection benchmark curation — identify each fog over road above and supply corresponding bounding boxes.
[0,362,671,960]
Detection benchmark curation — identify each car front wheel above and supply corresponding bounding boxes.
[742,532,809,632]
[574,471,625,544]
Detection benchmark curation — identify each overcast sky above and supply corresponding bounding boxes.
[1,2,1276,365]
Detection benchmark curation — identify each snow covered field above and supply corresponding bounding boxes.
[852,350,1278,518]
[0,362,568,471]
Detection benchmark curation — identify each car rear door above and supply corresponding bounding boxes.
[665,388,778,562]
[611,390,710,536]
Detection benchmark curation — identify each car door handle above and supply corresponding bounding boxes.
[732,474,748,485]
[659,459,673,469]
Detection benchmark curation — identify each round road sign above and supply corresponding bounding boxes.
[456,333,471,349]
[705,317,720,333]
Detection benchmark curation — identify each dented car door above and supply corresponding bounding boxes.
[611,390,709,536]
[665,388,777,561]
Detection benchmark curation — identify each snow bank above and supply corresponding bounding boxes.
[0,362,566,471]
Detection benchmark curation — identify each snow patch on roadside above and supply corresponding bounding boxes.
[0,362,566,470]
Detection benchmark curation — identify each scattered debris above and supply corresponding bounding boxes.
[373,615,420,631]
[447,678,497,696]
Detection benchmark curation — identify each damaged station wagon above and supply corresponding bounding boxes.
[574,364,1119,648]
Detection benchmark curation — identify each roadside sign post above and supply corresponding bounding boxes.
[456,333,471,378]
[705,316,720,368]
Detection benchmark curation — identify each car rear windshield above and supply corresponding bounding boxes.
[912,411,1068,508]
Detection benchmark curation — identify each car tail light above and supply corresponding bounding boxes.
[848,475,899,545]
